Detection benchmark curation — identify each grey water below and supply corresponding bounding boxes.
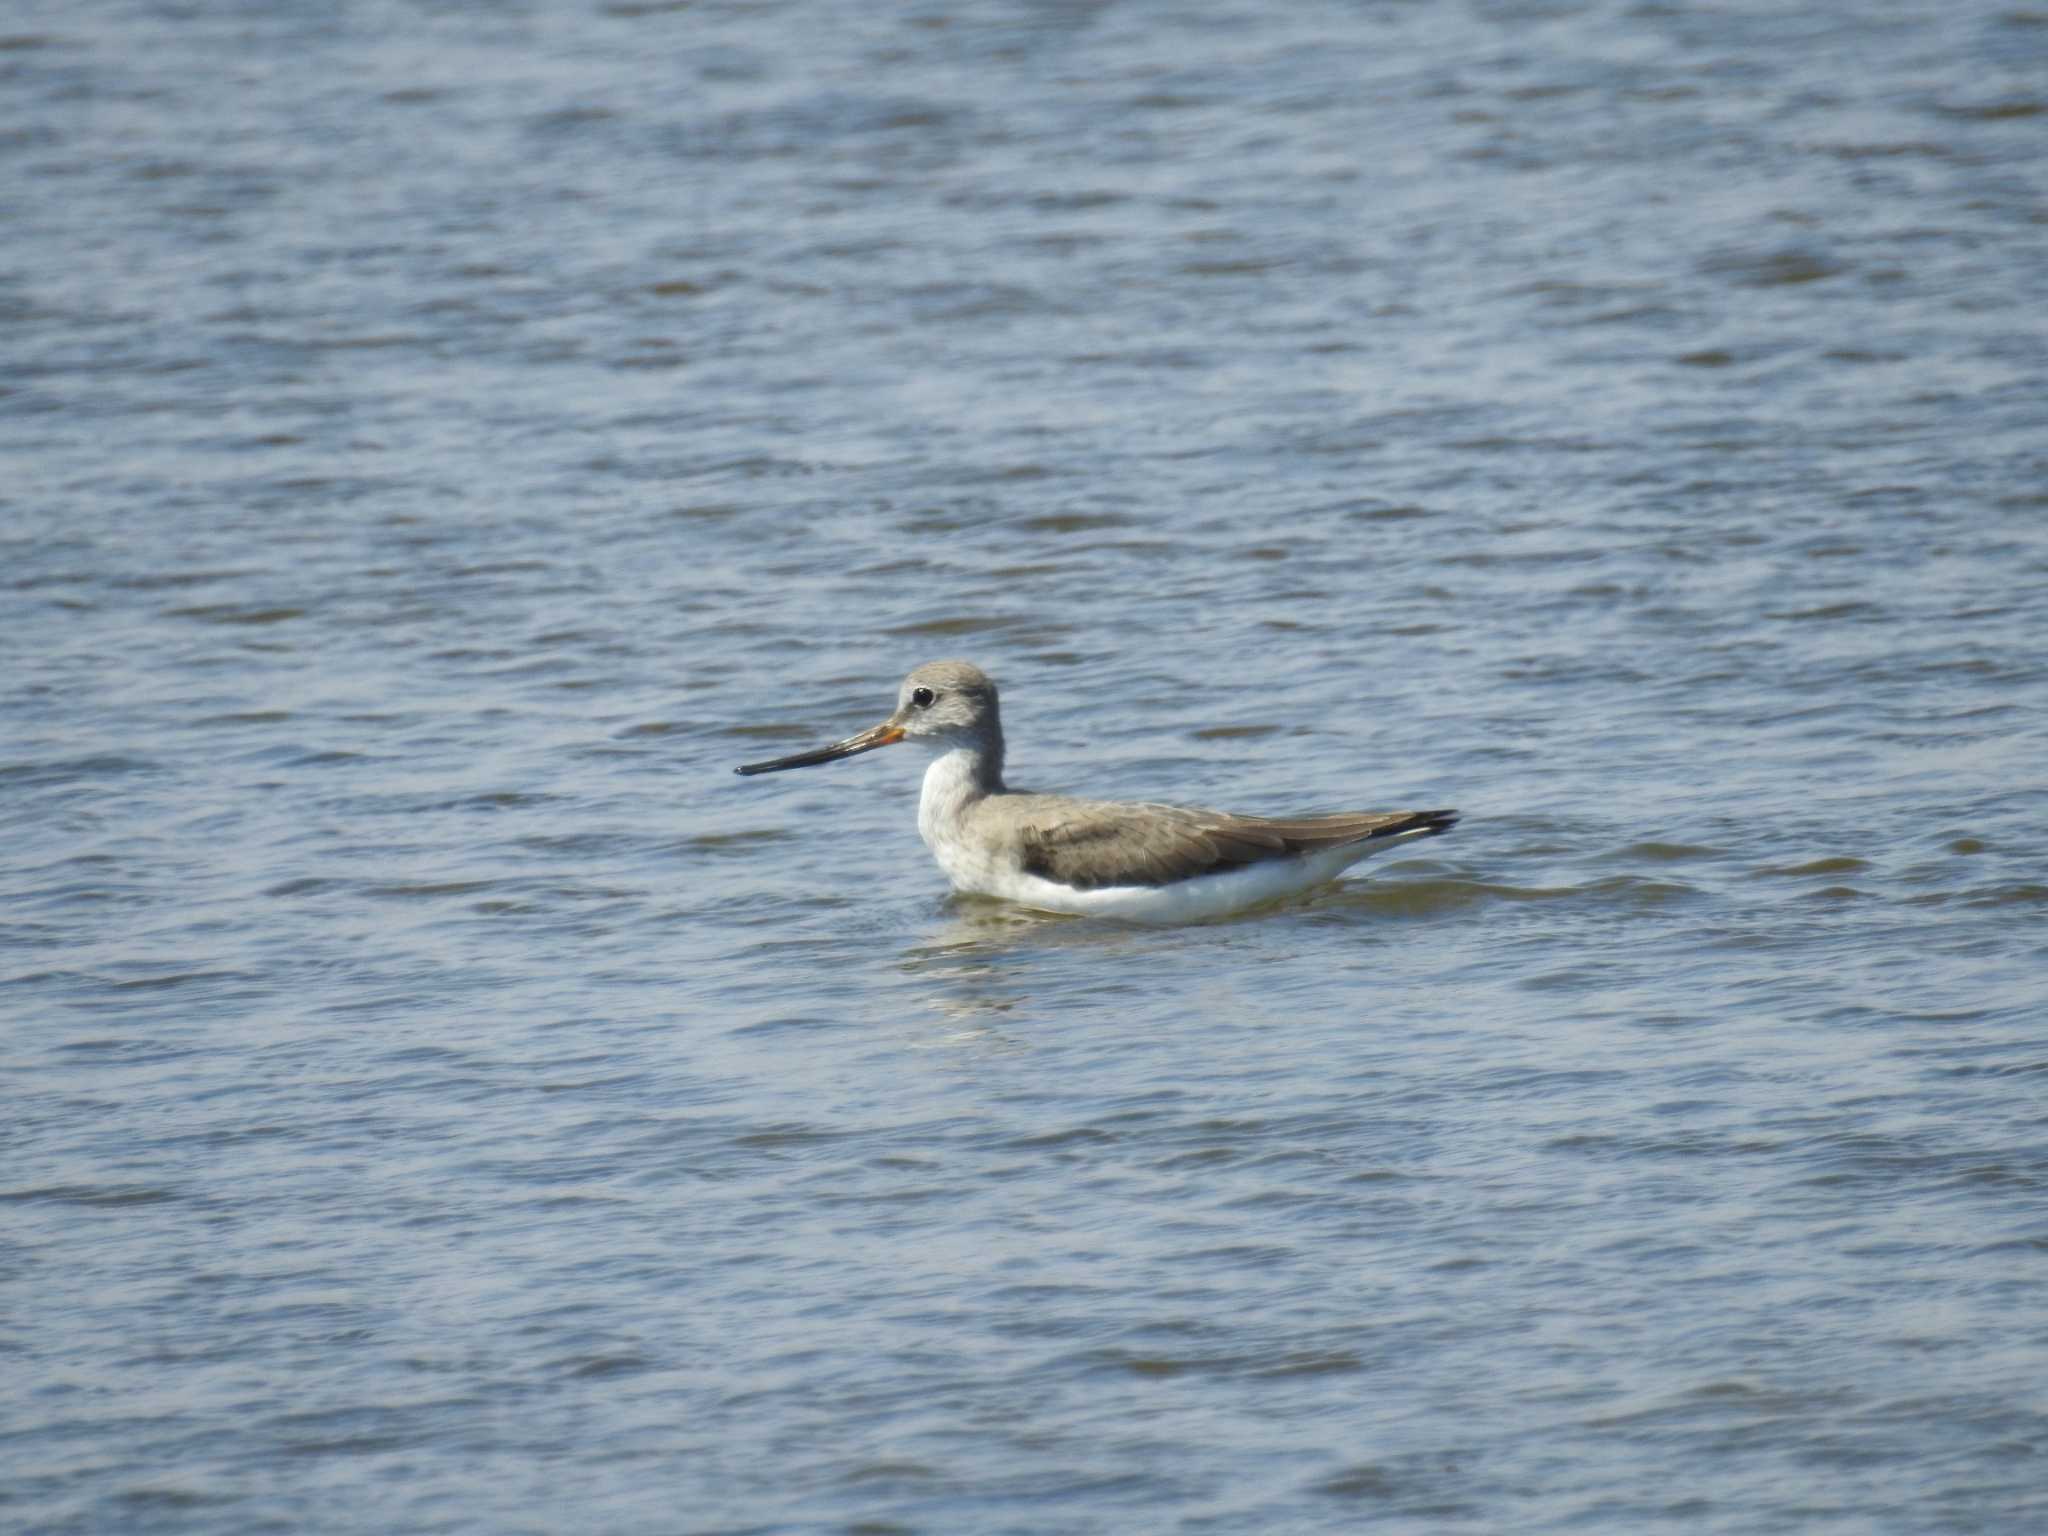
[4,1,2046,1531]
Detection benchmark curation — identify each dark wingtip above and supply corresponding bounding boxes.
[1412,809,1460,836]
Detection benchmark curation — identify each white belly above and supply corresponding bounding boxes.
[939,838,1415,924]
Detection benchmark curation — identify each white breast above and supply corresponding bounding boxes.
[917,749,1011,893]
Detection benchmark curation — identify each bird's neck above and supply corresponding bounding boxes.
[918,740,1003,844]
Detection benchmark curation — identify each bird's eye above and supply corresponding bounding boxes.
[910,686,936,708]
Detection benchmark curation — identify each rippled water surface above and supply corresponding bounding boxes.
[5,1,2047,1531]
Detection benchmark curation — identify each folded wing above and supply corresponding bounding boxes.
[1007,801,1458,891]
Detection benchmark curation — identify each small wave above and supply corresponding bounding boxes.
[1602,841,1724,863]
[0,1184,180,1207]
[1758,856,1870,877]
[0,753,161,785]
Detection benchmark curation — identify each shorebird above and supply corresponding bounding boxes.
[734,661,1458,923]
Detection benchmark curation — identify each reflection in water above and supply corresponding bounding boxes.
[895,897,1181,1034]
[904,876,1488,958]
[894,864,1701,1028]
[895,903,1037,1033]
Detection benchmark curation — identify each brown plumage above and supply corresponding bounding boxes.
[1006,802,1460,890]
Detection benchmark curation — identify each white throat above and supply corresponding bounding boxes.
[917,746,989,854]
